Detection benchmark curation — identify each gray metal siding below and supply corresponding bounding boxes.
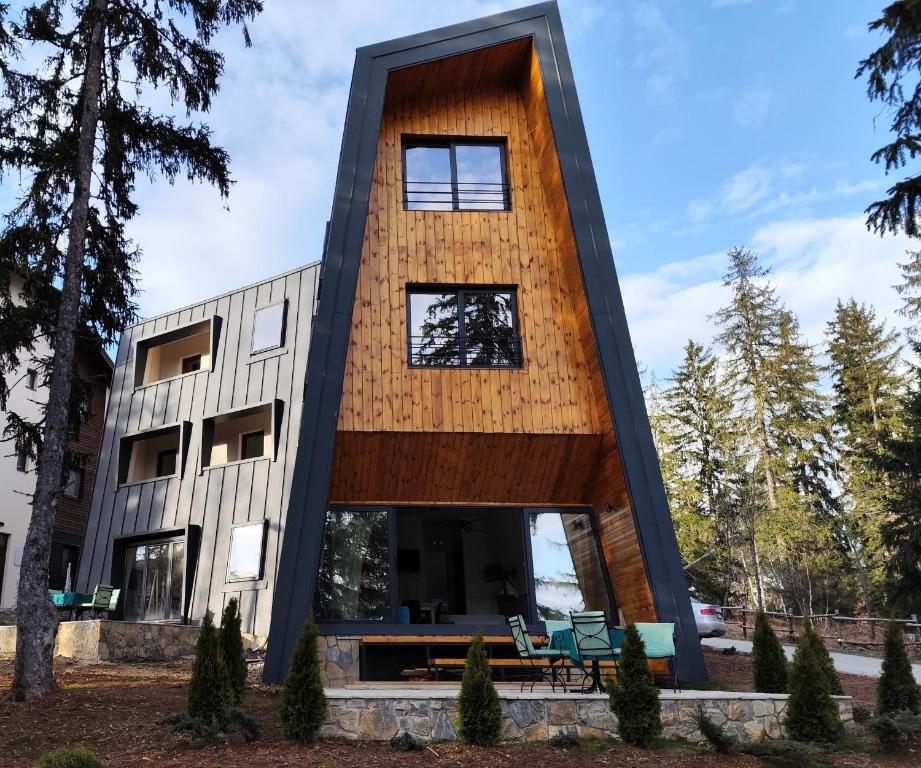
[77,264,319,637]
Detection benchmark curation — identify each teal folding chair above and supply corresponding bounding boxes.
[570,610,617,693]
[507,615,569,692]
[635,622,679,691]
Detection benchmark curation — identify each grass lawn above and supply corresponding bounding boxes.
[0,649,915,767]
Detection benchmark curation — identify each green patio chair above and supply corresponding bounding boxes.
[507,614,569,692]
[635,622,679,691]
[543,618,570,637]
[76,584,114,619]
[106,588,121,614]
[570,610,617,693]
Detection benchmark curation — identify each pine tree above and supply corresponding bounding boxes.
[785,622,844,744]
[187,612,231,727]
[608,623,662,747]
[801,619,844,697]
[712,248,785,608]
[0,0,260,700]
[752,610,787,693]
[877,620,921,715]
[279,619,327,744]
[220,598,248,706]
[456,632,502,746]
[857,1,921,237]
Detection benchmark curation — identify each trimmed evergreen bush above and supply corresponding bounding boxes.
[187,611,231,727]
[800,619,843,696]
[220,597,249,705]
[279,618,328,743]
[752,609,787,693]
[785,623,844,744]
[877,620,921,716]
[456,632,503,746]
[867,710,921,746]
[608,623,662,747]
[37,750,106,768]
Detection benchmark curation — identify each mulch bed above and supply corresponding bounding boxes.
[0,652,913,767]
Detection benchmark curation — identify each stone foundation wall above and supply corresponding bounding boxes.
[0,620,200,661]
[321,690,853,743]
[317,635,361,686]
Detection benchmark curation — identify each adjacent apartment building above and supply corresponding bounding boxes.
[1,277,112,609]
[77,2,707,685]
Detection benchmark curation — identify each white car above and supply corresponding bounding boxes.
[691,601,727,638]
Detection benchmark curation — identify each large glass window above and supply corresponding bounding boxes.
[314,509,390,621]
[529,511,612,621]
[404,140,509,211]
[409,287,521,368]
[124,538,185,621]
[227,522,265,582]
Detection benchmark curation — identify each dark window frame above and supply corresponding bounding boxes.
[226,520,268,583]
[16,450,28,473]
[25,369,37,390]
[181,354,202,374]
[63,466,84,500]
[251,300,288,355]
[407,284,522,369]
[401,136,510,212]
[156,448,178,478]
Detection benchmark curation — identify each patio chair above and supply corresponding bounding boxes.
[570,610,618,693]
[76,584,114,619]
[106,588,121,615]
[543,618,571,637]
[507,615,569,692]
[635,622,679,692]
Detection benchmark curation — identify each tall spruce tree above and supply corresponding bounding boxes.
[0,0,260,699]
[660,340,741,602]
[826,299,903,610]
[712,248,785,607]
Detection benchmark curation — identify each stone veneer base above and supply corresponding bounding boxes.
[321,688,854,744]
[0,619,200,661]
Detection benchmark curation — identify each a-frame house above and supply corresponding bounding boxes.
[264,2,706,684]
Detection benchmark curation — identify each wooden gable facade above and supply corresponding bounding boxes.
[264,2,706,684]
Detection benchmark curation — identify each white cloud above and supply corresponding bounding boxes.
[734,86,773,128]
[621,214,912,376]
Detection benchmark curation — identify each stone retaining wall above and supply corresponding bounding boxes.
[321,690,853,744]
[0,620,200,661]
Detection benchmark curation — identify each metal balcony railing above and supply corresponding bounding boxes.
[404,180,510,211]
[409,334,523,368]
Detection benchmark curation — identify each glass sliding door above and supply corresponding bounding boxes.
[124,538,185,621]
[529,510,613,620]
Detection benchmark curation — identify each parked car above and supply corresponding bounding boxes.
[691,601,727,637]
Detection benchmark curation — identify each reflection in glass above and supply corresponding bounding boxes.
[529,512,611,621]
[252,302,286,353]
[410,291,459,366]
[455,144,505,210]
[227,523,264,581]
[315,509,390,621]
[124,538,185,621]
[463,291,516,366]
[405,146,453,210]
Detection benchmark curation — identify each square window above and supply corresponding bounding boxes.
[63,467,83,499]
[156,449,178,478]
[404,139,508,211]
[227,522,265,582]
[251,302,287,354]
[182,354,202,374]
[240,430,265,461]
[408,286,520,367]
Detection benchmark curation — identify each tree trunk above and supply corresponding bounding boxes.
[9,0,106,701]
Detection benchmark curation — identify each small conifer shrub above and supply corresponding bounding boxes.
[279,618,328,743]
[752,609,787,693]
[37,750,106,768]
[877,620,921,716]
[608,623,662,747]
[188,611,231,727]
[456,632,503,746]
[220,597,249,705]
[785,623,844,744]
[800,619,843,695]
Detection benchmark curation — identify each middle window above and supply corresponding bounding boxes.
[403,138,509,211]
[408,286,522,368]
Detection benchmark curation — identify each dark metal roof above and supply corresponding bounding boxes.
[263,1,707,684]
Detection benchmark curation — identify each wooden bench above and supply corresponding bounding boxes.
[419,656,618,681]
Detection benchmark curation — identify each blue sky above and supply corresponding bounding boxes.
[3,0,913,378]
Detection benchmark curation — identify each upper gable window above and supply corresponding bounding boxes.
[403,139,509,211]
[251,301,287,354]
[408,286,522,368]
[135,318,214,388]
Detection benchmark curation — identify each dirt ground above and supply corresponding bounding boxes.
[0,650,914,768]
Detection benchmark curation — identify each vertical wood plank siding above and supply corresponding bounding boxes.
[76,264,320,638]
